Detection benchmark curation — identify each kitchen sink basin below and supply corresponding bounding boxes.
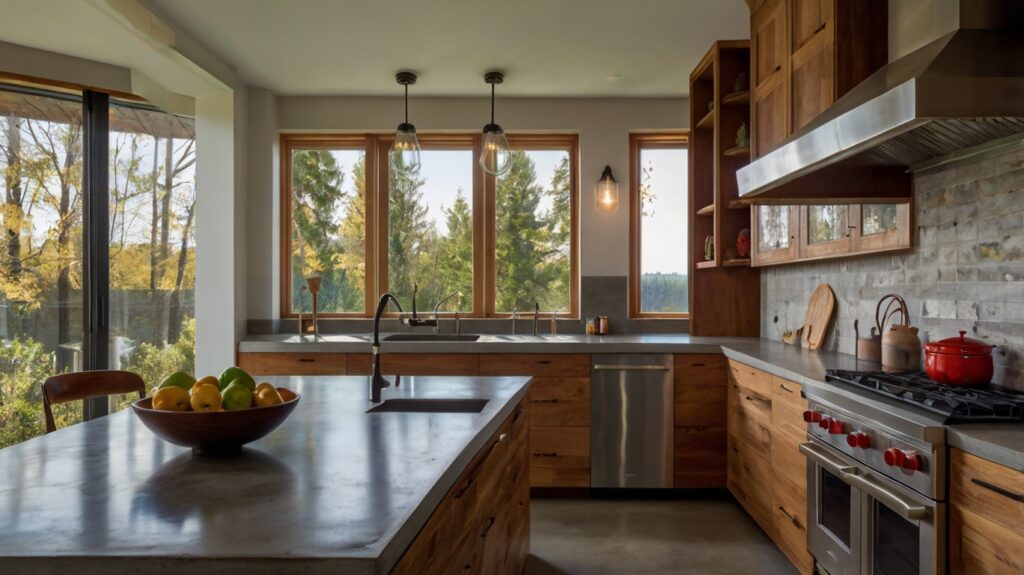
[382,334,480,342]
[366,398,489,413]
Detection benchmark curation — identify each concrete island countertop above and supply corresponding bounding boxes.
[239,333,1024,472]
[0,375,531,575]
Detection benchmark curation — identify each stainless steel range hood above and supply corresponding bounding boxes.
[738,0,1024,202]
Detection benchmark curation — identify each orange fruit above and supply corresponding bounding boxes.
[255,382,276,395]
[153,387,190,411]
[190,384,222,412]
[254,387,284,407]
[277,387,297,402]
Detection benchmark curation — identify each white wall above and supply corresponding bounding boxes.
[245,94,686,319]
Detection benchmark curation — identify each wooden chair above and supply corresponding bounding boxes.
[42,370,146,433]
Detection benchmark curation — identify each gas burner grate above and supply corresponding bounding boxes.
[825,370,1024,423]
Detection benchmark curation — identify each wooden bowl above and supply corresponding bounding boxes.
[131,394,301,456]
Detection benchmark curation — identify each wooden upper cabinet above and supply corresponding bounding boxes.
[789,0,835,132]
[751,205,799,266]
[750,0,886,156]
[751,0,788,158]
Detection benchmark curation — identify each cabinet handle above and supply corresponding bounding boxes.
[538,360,551,365]
[692,362,706,367]
[774,65,782,73]
[778,506,802,527]
[971,478,1024,502]
[512,406,524,424]
[534,452,559,458]
[498,433,508,443]
[779,383,795,394]
[815,22,827,34]
[534,398,559,404]
[298,358,315,363]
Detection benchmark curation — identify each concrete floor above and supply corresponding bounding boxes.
[524,494,799,575]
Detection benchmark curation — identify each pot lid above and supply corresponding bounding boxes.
[924,331,993,355]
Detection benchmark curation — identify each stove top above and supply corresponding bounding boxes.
[825,370,1024,423]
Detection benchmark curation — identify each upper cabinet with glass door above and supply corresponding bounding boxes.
[751,202,911,266]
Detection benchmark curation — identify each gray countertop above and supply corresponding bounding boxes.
[0,375,531,574]
[239,333,1024,472]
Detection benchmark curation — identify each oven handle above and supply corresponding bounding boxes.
[800,442,930,521]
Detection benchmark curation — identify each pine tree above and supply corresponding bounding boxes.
[436,189,473,310]
[387,153,431,309]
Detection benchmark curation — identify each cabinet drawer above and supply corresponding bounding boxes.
[391,498,452,575]
[773,474,812,575]
[728,380,773,454]
[529,427,590,487]
[728,433,773,534]
[237,352,346,376]
[674,426,726,488]
[771,376,807,438]
[951,449,1024,539]
[675,384,727,428]
[771,425,808,491]
[951,505,1024,575]
[346,353,478,376]
[728,360,774,397]
[529,377,590,427]
[674,354,727,386]
[480,354,590,378]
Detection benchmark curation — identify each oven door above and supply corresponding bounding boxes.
[801,440,943,575]
[803,441,862,575]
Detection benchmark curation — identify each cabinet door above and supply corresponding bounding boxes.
[751,0,788,157]
[752,205,798,266]
[790,0,835,132]
[799,205,851,259]
[850,203,912,253]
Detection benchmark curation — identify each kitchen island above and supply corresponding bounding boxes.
[0,375,531,574]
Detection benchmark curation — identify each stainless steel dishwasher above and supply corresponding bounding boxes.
[591,354,674,488]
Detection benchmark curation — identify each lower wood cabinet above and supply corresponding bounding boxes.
[727,360,812,575]
[392,399,529,575]
[674,354,727,488]
[950,448,1024,575]
[237,352,347,376]
[346,353,479,376]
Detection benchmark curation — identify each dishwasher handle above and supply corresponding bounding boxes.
[593,364,670,371]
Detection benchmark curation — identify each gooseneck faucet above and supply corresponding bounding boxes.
[433,291,461,334]
[533,302,540,336]
[404,283,438,328]
[371,293,403,403]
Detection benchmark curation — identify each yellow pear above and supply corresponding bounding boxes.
[254,387,284,407]
[190,384,222,412]
[153,387,190,411]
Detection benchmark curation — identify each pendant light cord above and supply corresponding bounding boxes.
[490,82,496,124]
[404,83,409,124]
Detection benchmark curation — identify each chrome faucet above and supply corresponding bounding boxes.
[403,283,437,328]
[533,302,540,336]
[371,293,403,403]
[433,291,461,334]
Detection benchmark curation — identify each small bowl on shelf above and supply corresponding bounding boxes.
[131,394,301,456]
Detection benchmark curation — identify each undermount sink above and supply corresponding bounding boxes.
[366,398,489,413]
[382,334,480,342]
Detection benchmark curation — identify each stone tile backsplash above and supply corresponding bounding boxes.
[762,143,1024,390]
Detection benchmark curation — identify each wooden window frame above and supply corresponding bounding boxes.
[629,132,691,319]
[374,133,485,317]
[486,134,580,318]
[279,134,377,318]
[280,132,580,319]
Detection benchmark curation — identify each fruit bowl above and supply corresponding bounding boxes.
[131,394,301,456]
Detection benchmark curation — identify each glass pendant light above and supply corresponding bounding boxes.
[596,165,620,213]
[390,71,421,171]
[479,71,512,176]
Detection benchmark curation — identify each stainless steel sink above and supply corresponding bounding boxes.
[382,334,480,342]
[366,398,489,413]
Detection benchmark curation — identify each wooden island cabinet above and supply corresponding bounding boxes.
[950,449,1024,575]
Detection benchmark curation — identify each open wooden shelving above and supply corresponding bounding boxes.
[688,40,760,337]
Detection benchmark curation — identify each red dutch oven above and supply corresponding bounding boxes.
[923,331,994,386]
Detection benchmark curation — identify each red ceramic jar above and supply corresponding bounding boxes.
[923,331,994,387]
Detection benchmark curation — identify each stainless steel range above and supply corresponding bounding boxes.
[800,370,1024,575]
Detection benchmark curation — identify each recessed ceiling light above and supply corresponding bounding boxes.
[605,74,622,81]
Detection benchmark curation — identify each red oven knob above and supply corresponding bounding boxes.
[902,453,923,472]
[827,419,845,435]
[819,417,831,429]
[802,410,822,423]
[884,448,906,467]
[846,432,870,449]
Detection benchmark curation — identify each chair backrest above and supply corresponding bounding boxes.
[42,370,146,433]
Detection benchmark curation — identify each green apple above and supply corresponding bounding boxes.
[221,382,253,411]
[158,371,195,391]
[218,367,254,391]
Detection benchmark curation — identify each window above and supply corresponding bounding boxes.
[281,133,578,318]
[108,101,197,402]
[492,136,577,315]
[281,135,374,316]
[629,133,689,317]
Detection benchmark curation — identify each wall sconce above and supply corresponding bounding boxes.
[596,165,619,213]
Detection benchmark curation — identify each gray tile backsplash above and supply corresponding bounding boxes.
[762,142,1024,390]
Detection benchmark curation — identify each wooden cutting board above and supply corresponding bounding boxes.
[801,284,836,350]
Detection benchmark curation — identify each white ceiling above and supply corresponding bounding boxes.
[143,0,751,97]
